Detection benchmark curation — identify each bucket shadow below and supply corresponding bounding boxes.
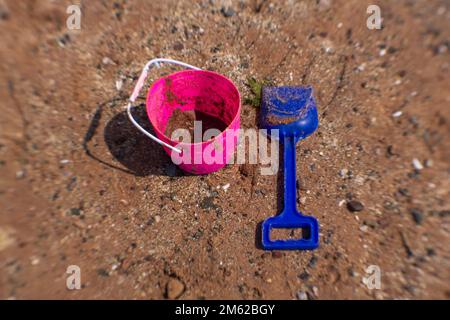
[83,101,184,177]
[105,106,188,177]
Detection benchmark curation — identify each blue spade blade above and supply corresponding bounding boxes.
[260,86,319,250]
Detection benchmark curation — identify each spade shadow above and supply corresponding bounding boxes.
[254,142,286,250]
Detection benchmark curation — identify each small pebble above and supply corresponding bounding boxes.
[398,188,410,197]
[57,34,71,47]
[271,251,284,259]
[0,227,15,251]
[321,39,335,54]
[296,291,308,300]
[438,210,450,218]
[392,111,402,118]
[299,196,307,204]
[435,44,448,55]
[339,168,348,178]
[410,208,423,225]
[166,277,185,299]
[15,170,26,179]
[354,175,365,185]
[102,57,115,65]
[221,6,235,17]
[347,200,364,212]
[299,272,310,280]
[412,158,423,170]
[0,6,10,20]
[173,42,184,51]
[347,267,356,277]
[97,268,109,277]
[357,63,366,72]
[67,208,81,216]
[115,79,123,91]
[308,256,318,268]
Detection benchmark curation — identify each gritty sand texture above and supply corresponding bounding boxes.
[0,0,449,299]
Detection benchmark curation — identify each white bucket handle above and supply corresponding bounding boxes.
[126,58,201,154]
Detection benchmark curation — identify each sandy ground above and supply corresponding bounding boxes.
[0,0,449,299]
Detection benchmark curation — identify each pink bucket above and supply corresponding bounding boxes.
[127,59,240,175]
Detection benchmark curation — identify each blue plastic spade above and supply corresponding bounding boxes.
[260,86,319,250]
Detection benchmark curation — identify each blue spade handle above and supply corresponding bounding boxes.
[261,135,319,250]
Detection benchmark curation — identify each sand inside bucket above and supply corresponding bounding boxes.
[165,109,228,143]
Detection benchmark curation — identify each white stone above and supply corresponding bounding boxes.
[115,79,123,91]
[412,158,423,170]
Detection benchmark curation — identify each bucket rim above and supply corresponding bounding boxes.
[146,69,241,148]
